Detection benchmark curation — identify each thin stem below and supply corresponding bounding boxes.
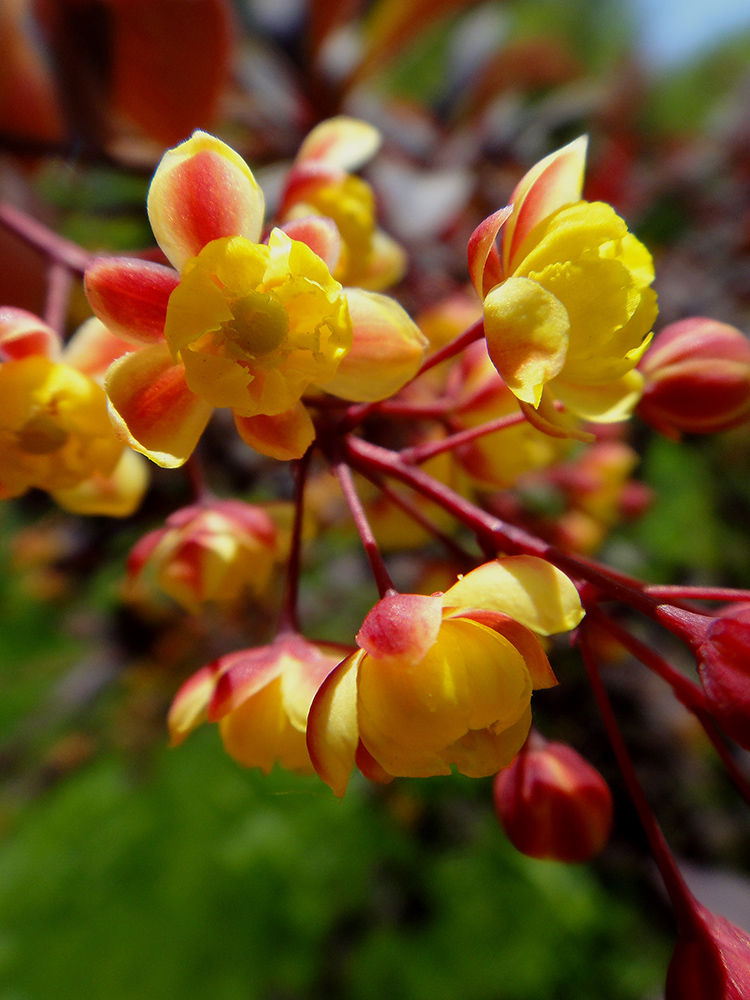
[645,585,750,604]
[400,410,529,465]
[333,460,395,598]
[0,201,91,271]
[184,454,214,503]
[359,470,478,568]
[278,451,312,635]
[579,625,701,930]
[345,436,663,617]
[44,261,74,335]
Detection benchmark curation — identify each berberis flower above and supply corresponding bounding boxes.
[469,137,657,436]
[85,131,353,465]
[306,556,584,795]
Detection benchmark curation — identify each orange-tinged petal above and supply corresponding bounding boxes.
[280,638,349,732]
[354,228,408,292]
[443,555,584,635]
[448,608,558,689]
[296,116,382,171]
[105,342,213,467]
[325,289,428,402]
[357,592,443,666]
[148,131,265,271]
[0,307,60,360]
[207,646,287,721]
[503,135,588,274]
[468,205,513,298]
[168,664,220,746]
[306,650,364,797]
[234,403,315,461]
[278,215,342,273]
[84,257,178,345]
[62,317,133,383]
[51,447,149,517]
[484,276,569,406]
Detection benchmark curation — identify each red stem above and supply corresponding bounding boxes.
[400,410,529,465]
[0,201,91,271]
[579,626,703,932]
[278,451,312,635]
[333,459,395,599]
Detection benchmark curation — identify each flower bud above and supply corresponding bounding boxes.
[126,499,280,613]
[493,736,613,862]
[666,901,750,1000]
[638,318,750,436]
[697,604,750,751]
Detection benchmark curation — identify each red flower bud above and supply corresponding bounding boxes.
[697,604,750,751]
[638,318,750,437]
[493,737,613,862]
[666,901,750,1000]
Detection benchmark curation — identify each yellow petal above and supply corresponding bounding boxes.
[440,705,532,777]
[553,369,645,422]
[484,276,569,405]
[324,289,428,402]
[296,116,382,171]
[306,650,364,797]
[443,555,584,635]
[51,448,149,517]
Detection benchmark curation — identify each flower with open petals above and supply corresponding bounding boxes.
[168,633,350,774]
[0,308,147,514]
[85,131,353,466]
[469,137,657,437]
[307,556,584,795]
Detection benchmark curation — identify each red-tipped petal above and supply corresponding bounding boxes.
[84,257,178,345]
[147,132,265,271]
[295,117,381,171]
[207,646,287,721]
[357,592,443,665]
[504,135,588,273]
[106,342,213,467]
[468,205,513,298]
[0,307,60,360]
[278,215,342,273]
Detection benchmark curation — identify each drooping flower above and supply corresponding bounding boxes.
[493,733,613,862]
[307,556,584,796]
[168,633,350,775]
[0,308,147,515]
[469,137,657,437]
[126,499,281,614]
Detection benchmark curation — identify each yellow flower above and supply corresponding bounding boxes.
[307,556,584,795]
[469,137,657,435]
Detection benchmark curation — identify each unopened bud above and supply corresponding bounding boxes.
[697,604,750,751]
[638,318,750,437]
[666,901,750,1000]
[493,736,613,862]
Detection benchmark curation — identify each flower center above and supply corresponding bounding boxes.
[223,292,289,357]
[16,412,69,454]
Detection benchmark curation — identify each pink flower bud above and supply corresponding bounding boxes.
[666,901,750,1000]
[493,737,613,862]
[697,604,750,751]
[638,318,750,436]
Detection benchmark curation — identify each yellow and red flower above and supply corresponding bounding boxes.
[0,308,147,515]
[306,556,584,795]
[126,499,281,614]
[168,633,351,775]
[469,137,657,437]
[86,127,425,465]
